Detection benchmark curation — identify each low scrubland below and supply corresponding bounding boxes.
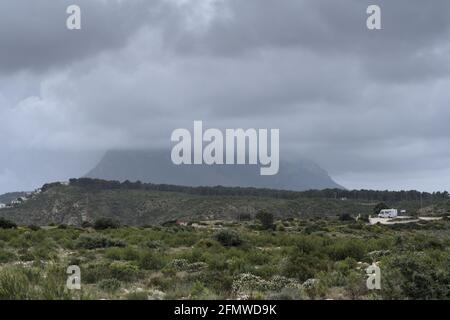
[1,216,450,300]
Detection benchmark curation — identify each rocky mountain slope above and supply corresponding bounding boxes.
[85,150,344,191]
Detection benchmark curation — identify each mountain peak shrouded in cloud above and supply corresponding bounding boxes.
[1,0,450,193]
[85,149,344,191]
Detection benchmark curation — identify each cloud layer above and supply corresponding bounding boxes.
[1,0,450,193]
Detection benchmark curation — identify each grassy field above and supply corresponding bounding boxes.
[1,216,450,300]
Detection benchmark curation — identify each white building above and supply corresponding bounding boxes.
[378,209,398,218]
[0,203,6,209]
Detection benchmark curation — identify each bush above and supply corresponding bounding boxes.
[83,263,110,283]
[110,261,139,281]
[145,240,164,249]
[98,278,121,292]
[93,217,121,230]
[138,252,164,270]
[105,247,140,261]
[282,253,328,282]
[238,213,252,221]
[213,229,243,247]
[381,252,450,299]
[0,268,34,299]
[339,214,354,221]
[27,225,40,231]
[81,221,92,228]
[255,210,274,230]
[76,233,126,249]
[373,202,389,215]
[166,259,190,271]
[0,218,17,229]
[0,249,16,263]
[232,273,272,294]
[327,240,366,261]
[126,291,148,300]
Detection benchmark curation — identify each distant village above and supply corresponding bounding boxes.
[0,187,43,210]
[0,181,73,210]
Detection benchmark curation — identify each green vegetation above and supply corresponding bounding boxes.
[0,178,449,300]
[1,178,448,227]
[0,218,17,229]
[373,202,389,215]
[93,217,121,230]
[76,233,126,249]
[213,229,243,247]
[0,216,449,300]
[256,210,275,230]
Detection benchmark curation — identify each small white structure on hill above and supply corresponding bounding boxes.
[378,209,398,218]
[0,203,6,209]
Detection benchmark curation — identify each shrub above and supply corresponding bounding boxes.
[138,252,164,270]
[213,229,243,247]
[327,239,366,261]
[145,240,164,249]
[232,273,271,294]
[190,281,210,299]
[373,202,389,215]
[0,218,17,229]
[83,262,110,283]
[98,278,121,292]
[27,225,40,231]
[81,221,92,228]
[282,253,328,282]
[166,259,190,271]
[381,252,450,299]
[238,213,252,221]
[339,214,354,221]
[194,239,221,250]
[0,268,34,299]
[126,291,148,300]
[0,249,16,263]
[187,262,208,272]
[110,261,139,281]
[105,247,140,261]
[255,210,274,230]
[93,217,121,230]
[76,233,126,249]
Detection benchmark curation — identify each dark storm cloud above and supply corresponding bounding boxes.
[164,0,450,82]
[1,0,450,192]
[0,0,165,73]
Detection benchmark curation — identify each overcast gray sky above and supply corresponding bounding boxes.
[1,0,450,193]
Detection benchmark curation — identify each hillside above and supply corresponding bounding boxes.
[0,192,27,204]
[86,149,344,191]
[0,178,447,226]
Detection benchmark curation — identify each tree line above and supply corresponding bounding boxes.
[40,178,449,202]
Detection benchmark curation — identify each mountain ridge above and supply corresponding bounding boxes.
[85,149,344,191]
